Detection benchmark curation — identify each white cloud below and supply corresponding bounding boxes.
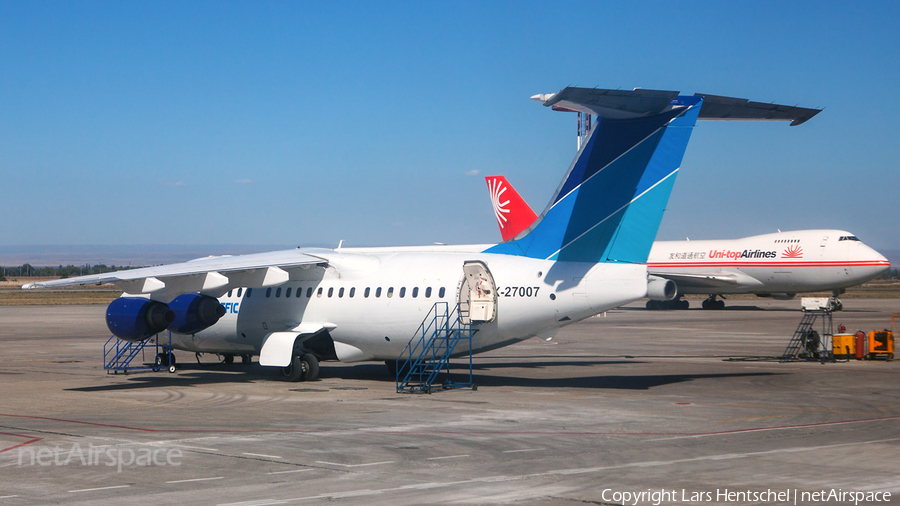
[464,170,480,176]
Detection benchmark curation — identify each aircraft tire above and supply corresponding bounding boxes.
[241,354,251,365]
[716,300,725,310]
[646,300,659,310]
[223,354,234,365]
[301,354,319,381]
[679,299,690,310]
[702,299,710,310]
[281,355,304,382]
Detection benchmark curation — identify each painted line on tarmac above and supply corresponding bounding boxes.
[69,485,130,493]
[315,460,395,468]
[0,431,43,454]
[218,436,900,505]
[645,416,900,441]
[426,454,469,460]
[716,414,790,422]
[5,412,899,439]
[244,452,282,459]
[166,477,224,484]
[268,469,314,475]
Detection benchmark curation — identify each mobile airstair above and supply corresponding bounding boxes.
[396,302,476,393]
[104,332,175,374]
[782,310,833,362]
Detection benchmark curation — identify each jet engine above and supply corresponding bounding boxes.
[647,276,677,301]
[756,293,797,300]
[168,293,227,335]
[106,297,175,341]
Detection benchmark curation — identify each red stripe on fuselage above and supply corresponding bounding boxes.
[647,260,890,268]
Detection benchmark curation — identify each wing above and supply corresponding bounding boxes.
[648,271,740,290]
[22,249,328,302]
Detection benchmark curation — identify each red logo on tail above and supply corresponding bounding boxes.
[485,176,538,242]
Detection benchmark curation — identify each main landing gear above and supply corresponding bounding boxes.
[281,353,319,382]
[646,298,689,310]
[701,295,726,310]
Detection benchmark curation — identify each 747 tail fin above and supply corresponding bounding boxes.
[485,176,538,242]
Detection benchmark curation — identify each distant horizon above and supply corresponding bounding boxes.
[1,244,898,269]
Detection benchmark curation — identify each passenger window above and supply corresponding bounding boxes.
[228,290,233,297]
[266,288,272,298]
[425,287,432,298]
[237,288,242,297]
[296,287,302,297]
[376,287,382,298]
[439,287,445,298]
[399,287,406,298]
[364,287,370,298]
[246,288,252,298]
[328,287,334,298]
[286,287,292,297]
[387,287,393,298]
[276,287,282,298]
[349,287,355,298]
[412,287,418,298]
[339,287,344,298]
[307,287,313,298]
[317,287,323,298]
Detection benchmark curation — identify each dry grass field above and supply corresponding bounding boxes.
[0,278,119,306]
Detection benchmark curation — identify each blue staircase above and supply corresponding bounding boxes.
[103,332,173,374]
[396,302,476,393]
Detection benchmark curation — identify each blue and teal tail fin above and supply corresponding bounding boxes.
[486,94,702,264]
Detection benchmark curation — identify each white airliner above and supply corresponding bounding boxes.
[24,87,823,381]
[484,176,890,310]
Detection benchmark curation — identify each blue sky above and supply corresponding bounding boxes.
[1,1,898,253]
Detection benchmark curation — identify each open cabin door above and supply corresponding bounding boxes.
[459,261,497,324]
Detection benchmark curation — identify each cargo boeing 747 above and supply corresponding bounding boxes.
[484,176,889,310]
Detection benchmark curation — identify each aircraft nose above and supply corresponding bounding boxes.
[864,244,891,275]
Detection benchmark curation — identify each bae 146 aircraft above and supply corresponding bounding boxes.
[485,175,889,310]
[25,87,822,381]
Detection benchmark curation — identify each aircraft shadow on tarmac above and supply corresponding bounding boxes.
[65,361,780,392]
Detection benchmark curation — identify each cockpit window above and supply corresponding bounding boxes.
[839,236,860,241]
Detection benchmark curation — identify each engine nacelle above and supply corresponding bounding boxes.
[647,276,677,301]
[756,293,797,300]
[106,297,175,342]
[168,293,227,335]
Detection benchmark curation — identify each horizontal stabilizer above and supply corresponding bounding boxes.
[693,93,821,126]
[533,87,821,126]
